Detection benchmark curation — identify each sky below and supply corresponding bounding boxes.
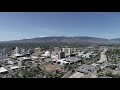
[0,12,120,41]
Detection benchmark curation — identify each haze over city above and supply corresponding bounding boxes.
[0,12,120,41]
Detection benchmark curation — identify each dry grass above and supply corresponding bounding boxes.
[43,64,61,72]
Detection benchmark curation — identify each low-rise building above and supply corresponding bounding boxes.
[56,59,69,65]
[64,57,82,63]
[77,64,96,74]
[11,53,23,59]
[18,57,31,68]
[0,67,8,74]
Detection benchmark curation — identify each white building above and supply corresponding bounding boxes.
[31,56,38,59]
[56,59,69,65]
[11,53,23,59]
[14,47,20,54]
[44,51,51,57]
[78,51,84,57]
[10,66,19,70]
[0,67,8,73]
[18,60,22,68]
[62,48,71,56]
[0,48,8,57]
[8,61,14,65]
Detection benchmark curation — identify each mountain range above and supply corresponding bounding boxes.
[1,36,120,44]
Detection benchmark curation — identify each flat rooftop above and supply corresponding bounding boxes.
[77,64,96,73]
[0,67,8,73]
[64,57,81,62]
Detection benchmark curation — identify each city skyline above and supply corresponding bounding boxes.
[0,12,120,41]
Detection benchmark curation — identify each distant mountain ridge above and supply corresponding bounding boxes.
[1,36,120,44]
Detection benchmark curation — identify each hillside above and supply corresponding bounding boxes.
[1,36,120,45]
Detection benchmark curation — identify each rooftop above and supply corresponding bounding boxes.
[64,57,81,62]
[18,57,31,60]
[10,66,19,70]
[13,53,23,57]
[0,67,8,73]
[77,64,96,74]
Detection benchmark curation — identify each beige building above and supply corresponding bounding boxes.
[62,48,71,57]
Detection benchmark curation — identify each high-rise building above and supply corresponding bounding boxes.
[58,51,65,59]
[27,49,34,54]
[62,48,71,57]
[21,48,26,54]
[0,48,8,57]
[44,51,51,57]
[14,47,20,54]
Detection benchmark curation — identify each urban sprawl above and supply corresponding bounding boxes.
[0,45,120,78]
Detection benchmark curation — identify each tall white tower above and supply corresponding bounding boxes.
[15,47,19,54]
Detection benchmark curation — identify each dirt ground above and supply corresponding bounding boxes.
[43,64,62,72]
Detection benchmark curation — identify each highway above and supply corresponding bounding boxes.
[97,48,108,69]
[97,48,107,63]
[62,70,73,78]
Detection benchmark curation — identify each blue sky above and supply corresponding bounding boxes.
[0,12,120,41]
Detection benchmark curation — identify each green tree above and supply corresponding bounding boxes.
[113,74,120,78]
[109,65,117,69]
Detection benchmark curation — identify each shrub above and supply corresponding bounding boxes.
[112,74,120,78]
[105,71,113,77]
[109,65,117,69]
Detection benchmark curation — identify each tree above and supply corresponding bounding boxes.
[15,73,21,78]
[109,65,117,69]
[81,61,85,64]
[105,71,113,77]
[46,73,54,78]
[112,74,120,78]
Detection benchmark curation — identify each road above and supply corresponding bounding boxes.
[97,48,107,63]
[62,48,108,78]
[97,48,108,69]
[62,70,73,78]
